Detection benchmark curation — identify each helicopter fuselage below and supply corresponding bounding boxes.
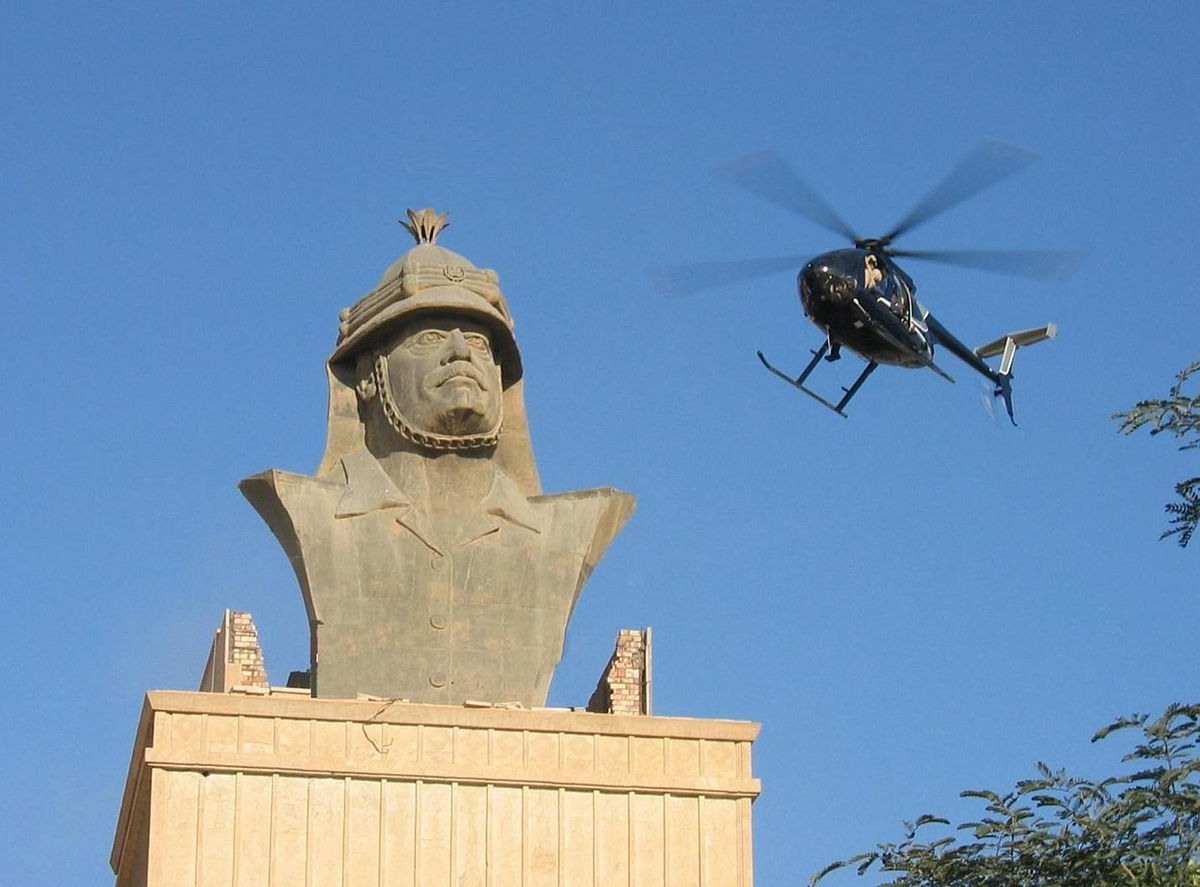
[798,248,931,367]
[692,141,1064,421]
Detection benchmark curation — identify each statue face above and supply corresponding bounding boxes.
[382,314,503,438]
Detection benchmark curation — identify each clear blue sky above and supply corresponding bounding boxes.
[4,3,1197,883]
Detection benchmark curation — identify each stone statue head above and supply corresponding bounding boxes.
[365,315,504,450]
[317,209,542,494]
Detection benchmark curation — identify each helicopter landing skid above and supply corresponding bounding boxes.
[757,344,878,417]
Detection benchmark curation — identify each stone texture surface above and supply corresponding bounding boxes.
[198,610,270,693]
[241,211,635,705]
[588,628,652,716]
[111,690,760,886]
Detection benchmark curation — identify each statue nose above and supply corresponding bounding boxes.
[443,329,472,361]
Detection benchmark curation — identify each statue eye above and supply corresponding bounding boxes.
[465,333,491,353]
[414,330,447,346]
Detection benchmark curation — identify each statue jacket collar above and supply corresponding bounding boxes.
[332,447,544,553]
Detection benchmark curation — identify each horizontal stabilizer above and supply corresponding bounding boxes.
[974,323,1057,359]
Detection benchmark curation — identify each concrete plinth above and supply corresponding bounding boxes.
[112,690,760,886]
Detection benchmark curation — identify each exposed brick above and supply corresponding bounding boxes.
[199,610,271,692]
[586,628,651,715]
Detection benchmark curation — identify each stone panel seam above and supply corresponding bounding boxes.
[414,780,422,886]
[376,778,386,887]
[305,778,314,887]
[446,781,455,887]
[144,757,761,800]
[663,792,670,887]
[232,771,241,886]
[195,771,205,887]
[268,773,278,884]
[485,783,494,886]
[557,785,565,887]
[521,784,529,886]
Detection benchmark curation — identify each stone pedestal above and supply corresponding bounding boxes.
[112,690,759,886]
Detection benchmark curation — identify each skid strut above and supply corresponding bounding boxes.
[757,344,878,417]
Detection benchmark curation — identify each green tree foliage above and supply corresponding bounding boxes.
[812,704,1200,887]
[1114,360,1200,548]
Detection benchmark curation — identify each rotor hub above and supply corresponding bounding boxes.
[853,237,892,252]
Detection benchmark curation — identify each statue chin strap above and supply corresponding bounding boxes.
[373,353,502,452]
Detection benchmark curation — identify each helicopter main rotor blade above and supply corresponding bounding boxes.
[882,139,1039,243]
[648,255,811,297]
[889,248,1085,281]
[714,150,860,244]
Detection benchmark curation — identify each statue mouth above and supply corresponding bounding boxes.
[430,361,489,391]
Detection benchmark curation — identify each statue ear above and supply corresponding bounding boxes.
[355,353,378,402]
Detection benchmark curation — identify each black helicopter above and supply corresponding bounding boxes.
[654,140,1079,423]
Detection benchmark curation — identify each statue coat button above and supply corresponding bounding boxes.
[429,672,447,688]
[431,556,445,570]
[430,614,448,630]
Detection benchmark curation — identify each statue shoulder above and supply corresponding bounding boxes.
[530,486,636,565]
[239,468,343,542]
[531,486,635,514]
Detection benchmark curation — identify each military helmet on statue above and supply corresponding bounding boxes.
[329,208,522,385]
[317,209,540,496]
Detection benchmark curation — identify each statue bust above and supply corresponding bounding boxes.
[241,209,635,705]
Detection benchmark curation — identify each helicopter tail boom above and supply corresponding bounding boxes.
[924,316,1056,425]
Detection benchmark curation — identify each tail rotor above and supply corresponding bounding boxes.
[974,324,1057,426]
